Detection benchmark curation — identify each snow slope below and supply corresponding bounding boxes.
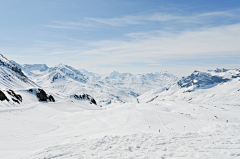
[0,55,61,107]
[0,54,37,90]
[138,68,240,105]
[1,100,239,159]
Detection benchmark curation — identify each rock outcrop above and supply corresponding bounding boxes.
[29,88,55,102]
[0,89,22,104]
[177,70,230,90]
[0,90,9,102]
[71,93,97,105]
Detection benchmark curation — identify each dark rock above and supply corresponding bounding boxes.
[12,98,20,104]
[177,71,230,90]
[90,98,97,105]
[7,89,22,102]
[48,95,55,102]
[0,90,9,102]
[36,89,48,101]
[31,88,55,102]
[71,93,97,105]
[0,54,26,77]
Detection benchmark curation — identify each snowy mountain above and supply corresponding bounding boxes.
[14,63,133,105]
[103,71,178,95]
[0,55,58,106]
[1,55,240,159]
[138,68,240,104]
[0,54,37,89]
[35,63,88,84]
[13,62,178,105]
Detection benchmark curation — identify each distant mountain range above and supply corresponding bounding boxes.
[102,70,178,96]
[13,62,177,105]
[138,68,240,105]
[3,53,239,107]
[2,54,178,105]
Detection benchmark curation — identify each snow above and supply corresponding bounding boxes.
[1,55,240,159]
[1,100,240,159]
[13,63,178,105]
[138,69,240,105]
[103,71,178,95]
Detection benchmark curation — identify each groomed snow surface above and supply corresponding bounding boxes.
[1,100,240,159]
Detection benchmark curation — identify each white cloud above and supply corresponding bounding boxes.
[80,23,240,57]
[60,23,240,76]
[12,9,240,76]
[45,9,240,29]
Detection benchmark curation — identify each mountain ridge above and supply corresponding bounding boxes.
[138,68,240,105]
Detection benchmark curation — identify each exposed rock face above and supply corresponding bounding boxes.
[0,89,22,104]
[0,54,26,77]
[71,93,97,105]
[7,89,22,102]
[29,88,55,102]
[48,95,55,102]
[0,90,9,102]
[36,89,48,101]
[177,71,230,89]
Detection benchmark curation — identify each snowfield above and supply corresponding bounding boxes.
[1,100,240,159]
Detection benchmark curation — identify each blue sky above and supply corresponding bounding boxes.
[1,0,240,77]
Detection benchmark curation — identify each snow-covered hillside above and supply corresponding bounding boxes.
[138,68,240,105]
[0,54,37,90]
[0,55,58,106]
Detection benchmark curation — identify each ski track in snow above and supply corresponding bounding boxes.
[1,101,240,159]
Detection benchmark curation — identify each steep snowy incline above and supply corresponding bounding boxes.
[0,54,37,89]
[138,68,240,104]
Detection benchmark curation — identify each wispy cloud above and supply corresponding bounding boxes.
[11,9,240,75]
[44,20,99,30]
[48,23,239,74]
[82,23,240,56]
[5,22,240,76]
[45,9,240,29]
